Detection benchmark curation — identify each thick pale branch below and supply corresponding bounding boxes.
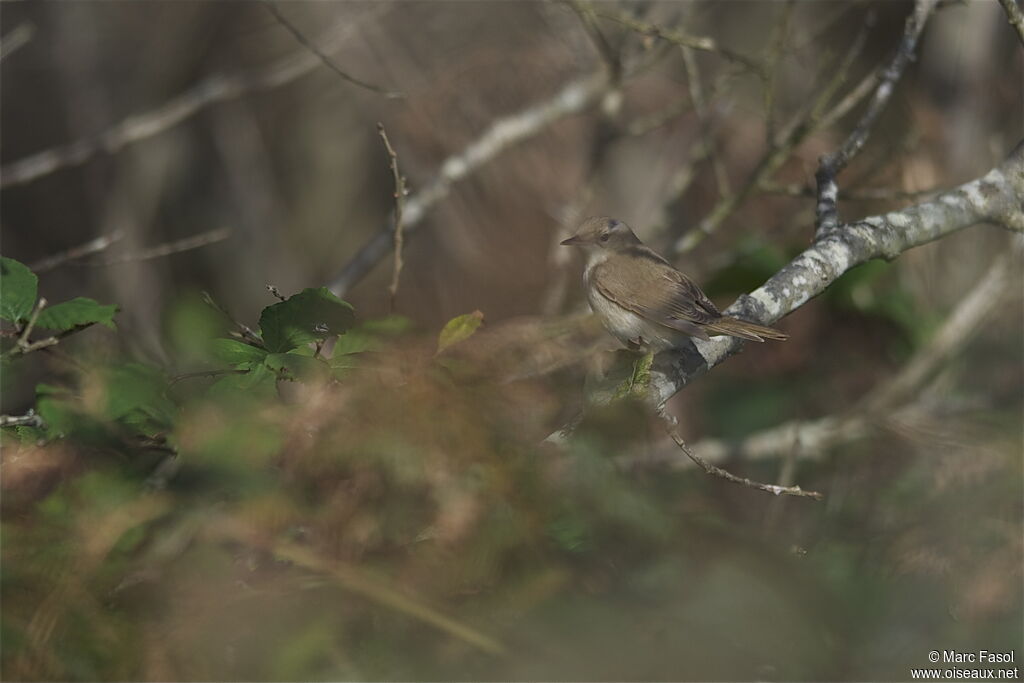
[649,140,1024,408]
[641,244,1019,469]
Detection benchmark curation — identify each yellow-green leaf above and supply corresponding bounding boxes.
[437,310,484,354]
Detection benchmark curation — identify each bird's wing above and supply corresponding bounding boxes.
[592,247,722,337]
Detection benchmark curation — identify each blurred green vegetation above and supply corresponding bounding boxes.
[2,252,1021,682]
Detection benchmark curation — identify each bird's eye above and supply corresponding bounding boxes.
[599,232,610,242]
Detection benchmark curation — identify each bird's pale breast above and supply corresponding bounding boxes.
[583,255,681,351]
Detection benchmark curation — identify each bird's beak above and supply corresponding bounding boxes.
[560,235,585,246]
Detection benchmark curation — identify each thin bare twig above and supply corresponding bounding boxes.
[815,0,937,234]
[0,12,385,188]
[326,70,611,296]
[566,0,622,78]
[0,23,35,62]
[671,11,875,255]
[663,418,824,500]
[16,298,47,351]
[376,123,408,312]
[681,45,730,197]
[169,369,248,386]
[594,9,765,76]
[201,292,263,347]
[997,0,1024,47]
[29,231,126,274]
[762,1,796,145]
[266,284,286,302]
[262,1,402,99]
[77,227,231,266]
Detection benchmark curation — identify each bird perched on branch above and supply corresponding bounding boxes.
[561,217,787,352]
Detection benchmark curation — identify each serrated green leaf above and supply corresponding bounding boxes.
[211,338,267,366]
[437,310,484,354]
[35,297,117,332]
[258,287,355,353]
[0,257,38,323]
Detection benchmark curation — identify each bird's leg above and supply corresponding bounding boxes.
[627,349,654,395]
[613,344,654,399]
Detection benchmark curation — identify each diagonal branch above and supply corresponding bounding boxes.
[997,0,1024,47]
[262,1,402,99]
[0,12,384,189]
[326,70,613,296]
[638,244,1019,470]
[648,139,1024,410]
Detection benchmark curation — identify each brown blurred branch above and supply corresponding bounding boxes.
[0,23,35,62]
[759,181,940,203]
[815,0,937,234]
[376,123,408,312]
[0,13,382,189]
[262,1,402,99]
[594,9,765,76]
[206,517,506,657]
[75,227,231,266]
[997,0,1024,46]
[29,231,126,273]
[326,69,613,296]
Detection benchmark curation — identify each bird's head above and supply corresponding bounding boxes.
[560,216,641,252]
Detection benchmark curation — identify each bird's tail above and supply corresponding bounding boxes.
[705,316,788,342]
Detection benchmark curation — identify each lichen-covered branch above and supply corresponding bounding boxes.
[649,139,1024,409]
[638,244,1019,469]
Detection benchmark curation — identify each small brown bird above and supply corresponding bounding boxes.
[561,217,787,351]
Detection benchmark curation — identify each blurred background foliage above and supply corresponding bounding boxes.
[1,1,1022,681]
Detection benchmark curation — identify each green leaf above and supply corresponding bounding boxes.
[211,338,267,366]
[209,363,277,400]
[333,330,378,356]
[0,257,38,323]
[35,297,117,332]
[105,363,175,431]
[258,287,355,353]
[265,351,327,380]
[360,314,413,337]
[437,310,484,354]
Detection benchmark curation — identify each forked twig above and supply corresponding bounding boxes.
[815,0,937,234]
[262,1,402,99]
